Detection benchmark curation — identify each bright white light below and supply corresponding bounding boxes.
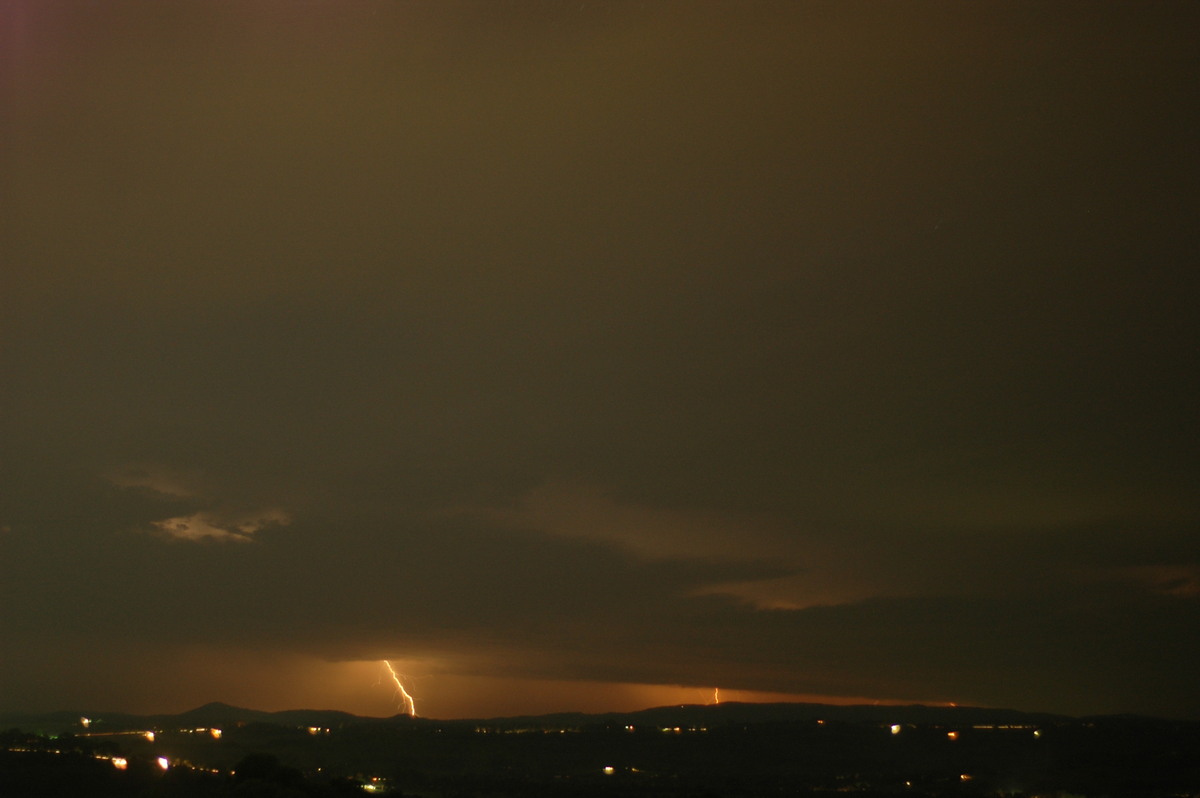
[111,757,128,770]
[890,724,902,735]
[603,766,615,775]
[156,757,170,770]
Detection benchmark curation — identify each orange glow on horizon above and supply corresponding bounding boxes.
[78,648,950,720]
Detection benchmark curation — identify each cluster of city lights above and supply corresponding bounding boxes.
[889,722,1043,740]
[6,725,391,790]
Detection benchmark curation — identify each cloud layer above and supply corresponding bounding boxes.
[2,1,1198,719]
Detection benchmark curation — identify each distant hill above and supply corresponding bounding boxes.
[0,702,392,736]
[160,701,363,730]
[166,701,273,726]
[453,700,1070,731]
[0,699,1071,736]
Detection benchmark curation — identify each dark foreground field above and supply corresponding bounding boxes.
[4,702,1199,797]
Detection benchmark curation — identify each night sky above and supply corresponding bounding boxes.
[3,1,1198,720]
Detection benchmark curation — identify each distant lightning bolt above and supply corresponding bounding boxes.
[382,660,417,717]
[713,687,720,705]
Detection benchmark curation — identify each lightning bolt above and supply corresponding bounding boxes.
[713,687,720,705]
[382,660,417,717]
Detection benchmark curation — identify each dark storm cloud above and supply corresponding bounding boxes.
[2,1,1198,717]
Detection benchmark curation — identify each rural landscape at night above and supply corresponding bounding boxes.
[3,0,1198,795]
[4,700,1200,797]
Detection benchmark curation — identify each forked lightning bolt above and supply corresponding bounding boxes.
[382,660,417,716]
